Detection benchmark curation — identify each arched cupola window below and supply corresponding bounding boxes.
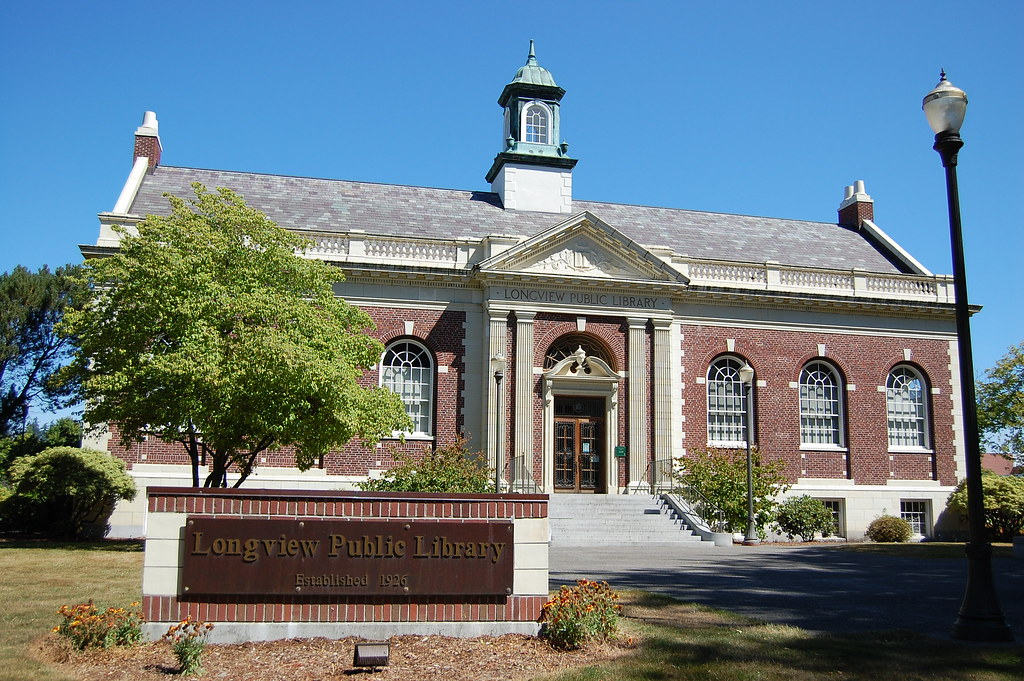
[380,340,433,436]
[799,361,845,447]
[523,102,550,144]
[887,365,930,449]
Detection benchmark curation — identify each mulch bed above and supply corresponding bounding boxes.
[35,632,635,680]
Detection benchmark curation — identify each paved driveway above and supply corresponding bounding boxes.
[550,542,1023,640]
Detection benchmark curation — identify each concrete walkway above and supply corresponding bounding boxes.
[550,542,1024,640]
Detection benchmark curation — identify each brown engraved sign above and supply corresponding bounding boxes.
[181,517,514,597]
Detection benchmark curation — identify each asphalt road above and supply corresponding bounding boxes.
[549,542,1024,640]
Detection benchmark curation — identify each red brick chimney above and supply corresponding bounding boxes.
[133,111,162,170]
[838,180,873,227]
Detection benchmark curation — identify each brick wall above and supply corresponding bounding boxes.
[683,325,956,486]
[142,488,548,634]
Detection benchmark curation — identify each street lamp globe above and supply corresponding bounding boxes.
[922,71,968,135]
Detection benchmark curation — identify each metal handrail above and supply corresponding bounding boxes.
[509,454,539,493]
[656,458,730,533]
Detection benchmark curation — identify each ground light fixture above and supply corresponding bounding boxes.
[922,71,1014,642]
[738,362,759,545]
[352,640,390,671]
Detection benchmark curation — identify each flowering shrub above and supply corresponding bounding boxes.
[540,579,622,649]
[52,600,144,650]
[164,616,214,675]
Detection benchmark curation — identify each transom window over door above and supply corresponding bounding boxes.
[380,340,433,436]
[523,103,549,144]
[799,361,844,446]
[887,366,929,448]
[707,357,749,446]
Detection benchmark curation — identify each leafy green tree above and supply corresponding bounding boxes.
[774,495,835,542]
[0,264,89,436]
[946,470,1024,541]
[672,447,790,536]
[2,447,136,538]
[1,417,82,479]
[359,437,494,493]
[977,341,1024,466]
[62,183,411,488]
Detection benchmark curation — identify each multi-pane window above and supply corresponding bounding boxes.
[524,104,549,144]
[707,357,749,446]
[887,366,929,448]
[820,499,845,538]
[799,361,844,446]
[900,500,929,536]
[380,341,433,436]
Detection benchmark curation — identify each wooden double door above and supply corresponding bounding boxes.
[554,396,605,493]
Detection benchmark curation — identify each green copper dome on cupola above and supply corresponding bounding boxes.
[497,40,566,107]
[510,40,558,88]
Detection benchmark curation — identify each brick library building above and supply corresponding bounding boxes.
[85,44,967,541]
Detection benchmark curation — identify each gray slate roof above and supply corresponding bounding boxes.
[128,166,908,275]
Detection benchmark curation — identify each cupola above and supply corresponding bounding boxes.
[485,41,577,213]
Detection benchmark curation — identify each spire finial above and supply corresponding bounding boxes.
[527,39,537,64]
[939,68,947,81]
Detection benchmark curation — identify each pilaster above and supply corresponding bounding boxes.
[652,318,674,486]
[487,308,510,480]
[627,317,649,490]
[514,312,537,481]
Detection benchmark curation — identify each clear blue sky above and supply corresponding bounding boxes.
[1,1,1021,383]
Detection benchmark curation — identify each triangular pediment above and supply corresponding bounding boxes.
[476,212,689,284]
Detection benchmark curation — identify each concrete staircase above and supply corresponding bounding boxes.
[548,493,711,546]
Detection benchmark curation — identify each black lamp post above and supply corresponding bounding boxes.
[923,71,1013,642]
[739,362,759,545]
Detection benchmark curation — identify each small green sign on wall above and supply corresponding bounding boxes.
[614,446,627,458]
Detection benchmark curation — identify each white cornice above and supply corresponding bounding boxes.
[112,156,150,214]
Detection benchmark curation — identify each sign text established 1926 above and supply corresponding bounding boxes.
[181,517,514,597]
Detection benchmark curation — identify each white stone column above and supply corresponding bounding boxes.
[487,307,509,481]
[627,317,649,491]
[514,312,537,487]
[652,318,674,488]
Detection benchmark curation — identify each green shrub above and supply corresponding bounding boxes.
[540,579,622,650]
[774,495,835,541]
[3,447,135,538]
[359,436,493,493]
[672,447,790,537]
[946,470,1024,541]
[865,514,912,543]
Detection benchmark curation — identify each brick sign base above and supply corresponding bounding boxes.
[142,488,549,642]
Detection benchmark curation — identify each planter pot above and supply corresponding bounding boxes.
[711,532,733,547]
[1014,536,1024,559]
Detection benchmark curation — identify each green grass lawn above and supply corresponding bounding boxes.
[1,540,1020,681]
[0,539,143,681]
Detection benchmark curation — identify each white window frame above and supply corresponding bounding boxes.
[900,499,930,537]
[799,361,845,448]
[887,365,931,451]
[819,498,846,538]
[520,101,552,144]
[706,356,750,448]
[379,340,434,438]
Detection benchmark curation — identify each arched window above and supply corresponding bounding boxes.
[523,103,549,144]
[887,366,929,448]
[707,357,751,446]
[799,361,844,446]
[380,340,433,436]
[543,333,614,371]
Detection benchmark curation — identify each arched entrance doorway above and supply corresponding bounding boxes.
[541,340,620,494]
